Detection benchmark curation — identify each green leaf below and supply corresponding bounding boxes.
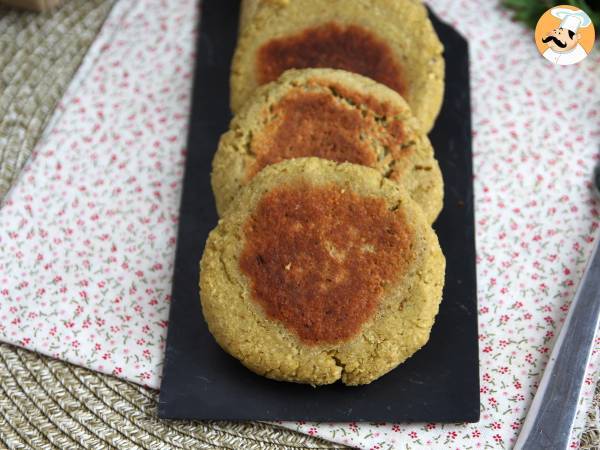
[503,0,600,29]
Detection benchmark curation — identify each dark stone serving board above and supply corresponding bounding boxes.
[158,0,479,423]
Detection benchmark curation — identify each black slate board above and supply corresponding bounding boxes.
[158,0,479,422]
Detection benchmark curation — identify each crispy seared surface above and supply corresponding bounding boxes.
[200,158,445,385]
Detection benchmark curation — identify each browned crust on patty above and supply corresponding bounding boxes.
[213,68,444,223]
[201,157,446,385]
[256,22,407,97]
[239,182,413,344]
[231,0,444,132]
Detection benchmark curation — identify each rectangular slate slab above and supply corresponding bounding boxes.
[159,0,480,422]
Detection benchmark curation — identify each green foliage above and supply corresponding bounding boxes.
[503,0,600,29]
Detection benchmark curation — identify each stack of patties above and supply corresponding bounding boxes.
[199,0,447,386]
[213,68,443,223]
[232,0,444,132]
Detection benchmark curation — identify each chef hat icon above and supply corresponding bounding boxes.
[550,7,592,33]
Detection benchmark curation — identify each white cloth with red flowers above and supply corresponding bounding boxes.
[0,0,598,449]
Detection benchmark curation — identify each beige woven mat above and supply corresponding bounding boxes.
[0,1,598,449]
[0,0,114,200]
[0,342,340,449]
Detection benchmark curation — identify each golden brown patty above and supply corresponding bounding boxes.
[232,0,444,132]
[200,158,446,385]
[256,23,406,97]
[239,182,412,344]
[213,68,443,223]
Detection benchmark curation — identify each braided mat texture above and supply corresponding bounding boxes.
[0,342,340,449]
[0,0,115,201]
[582,383,600,450]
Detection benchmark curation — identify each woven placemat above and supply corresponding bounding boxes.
[0,342,340,449]
[0,0,116,200]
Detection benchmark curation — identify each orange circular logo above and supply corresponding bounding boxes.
[535,5,595,65]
